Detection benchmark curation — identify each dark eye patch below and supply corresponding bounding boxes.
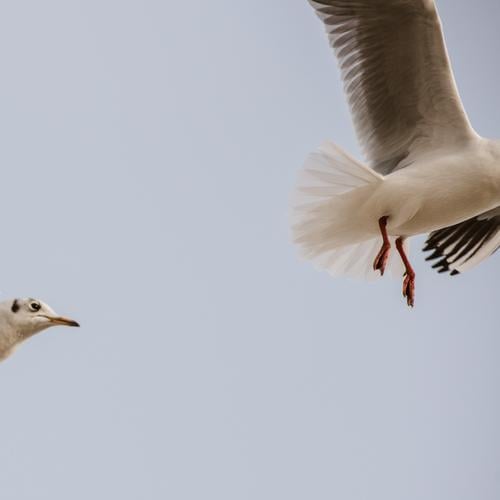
[11,299,19,313]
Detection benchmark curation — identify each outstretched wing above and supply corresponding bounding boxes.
[308,0,477,174]
[423,208,500,275]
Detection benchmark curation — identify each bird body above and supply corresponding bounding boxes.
[291,0,500,305]
[292,139,500,271]
[372,139,500,237]
[0,298,79,362]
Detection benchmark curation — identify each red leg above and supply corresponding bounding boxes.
[373,216,390,276]
[395,237,415,308]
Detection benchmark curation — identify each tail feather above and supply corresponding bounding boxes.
[291,141,406,281]
[292,141,383,207]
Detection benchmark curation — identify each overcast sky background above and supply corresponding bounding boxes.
[1,1,500,499]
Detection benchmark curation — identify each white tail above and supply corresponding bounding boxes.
[291,141,407,280]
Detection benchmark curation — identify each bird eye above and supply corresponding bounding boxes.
[29,302,41,312]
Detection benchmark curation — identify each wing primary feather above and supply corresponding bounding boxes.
[423,212,500,275]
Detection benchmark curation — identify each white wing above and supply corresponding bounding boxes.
[309,0,477,173]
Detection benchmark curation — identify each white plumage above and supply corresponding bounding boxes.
[0,298,79,362]
[291,0,500,305]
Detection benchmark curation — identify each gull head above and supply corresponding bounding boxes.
[10,298,80,333]
[0,298,79,361]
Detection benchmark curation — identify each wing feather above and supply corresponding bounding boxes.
[309,0,477,173]
[423,209,500,275]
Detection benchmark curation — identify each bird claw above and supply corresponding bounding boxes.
[402,272,415,307]
[373,244,390,276]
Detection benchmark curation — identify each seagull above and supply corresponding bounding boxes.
[0,298,79,362]
[291,0,500,306]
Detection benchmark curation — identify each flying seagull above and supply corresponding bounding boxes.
[291,0,500,306]
[0,298,79,362]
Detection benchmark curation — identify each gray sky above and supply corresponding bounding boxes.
[1,1,500,499]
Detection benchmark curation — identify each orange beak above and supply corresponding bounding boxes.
[48,316,80,327]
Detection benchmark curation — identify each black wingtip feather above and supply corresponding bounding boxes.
[425,250,442,261]
[422,213,500,276]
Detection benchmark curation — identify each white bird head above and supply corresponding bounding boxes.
[10,297,79,332]
[0,298,79,361]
